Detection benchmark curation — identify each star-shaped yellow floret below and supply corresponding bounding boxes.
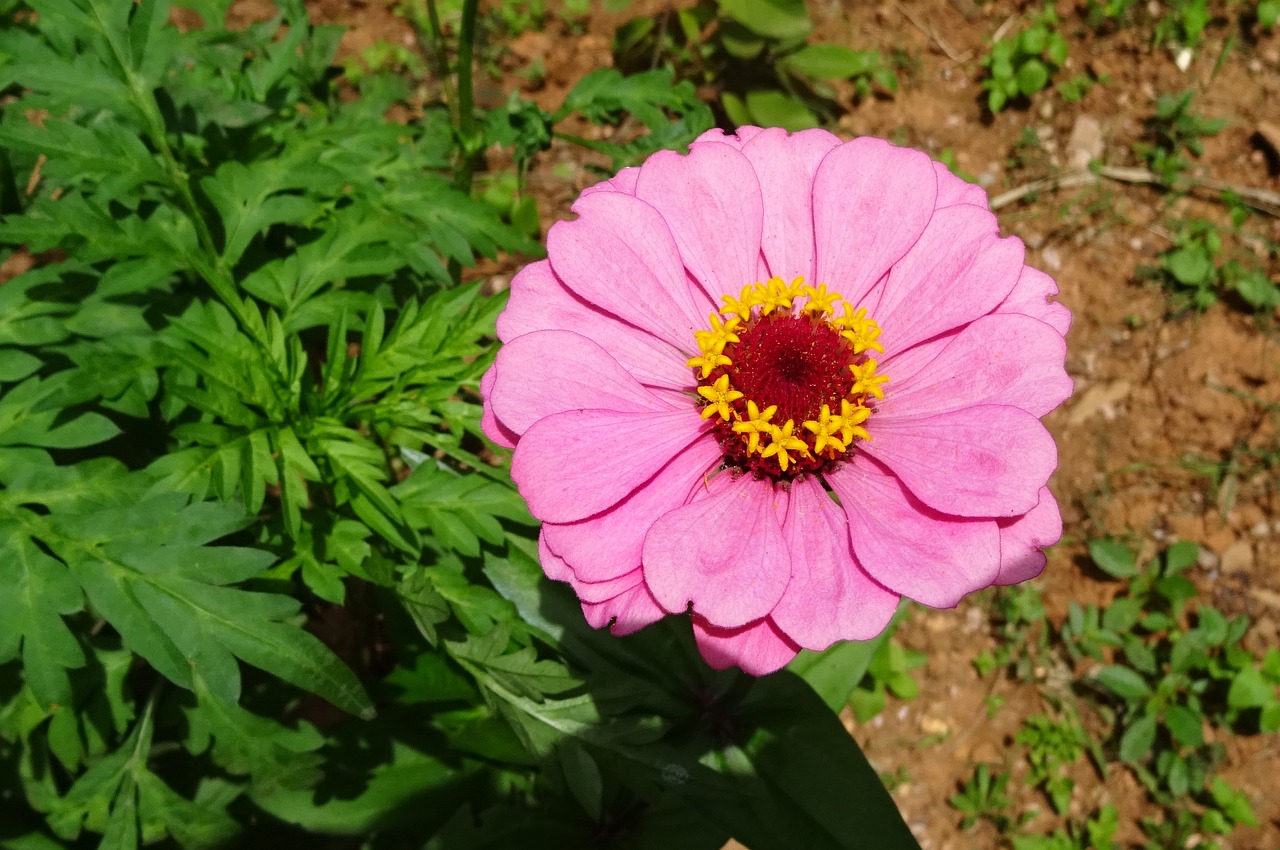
[696,374,743,421]
[837,398,872,444]
[759,419,808,472]
[836,303,885,354]
[693,313,741,355]
[720,284,759,321]
[801,282,841,316]
[687,351,731,379]
[759,276,801,315]
[803,404,849,455]
[849,359,889,400]
[730,400,777,455]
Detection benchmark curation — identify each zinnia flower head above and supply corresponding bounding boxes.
[482,126,1072,675]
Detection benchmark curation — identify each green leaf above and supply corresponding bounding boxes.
[1227,667,1274,709]
[0,533,85,707]
[44,495,373,717]
[1094,665,1151,700]
[1118,713,1157,762]
[782,44,875,79]
[1165,247,1214,285]
[718,0,813,40]
[1163,540,1199,574]
[1164,704,1203,747]
[787,608,902,712]
[1015,58,1050,96]
[1088,539,1138,578]
[744,89,819,132]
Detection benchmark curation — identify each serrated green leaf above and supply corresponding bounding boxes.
[0,533,85,707]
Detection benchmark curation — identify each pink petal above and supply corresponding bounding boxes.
[582,581,667,636]
[882,314,1073,420]
[812,138,938,308]
[769,477,899,650]
[692,616,800,676]
[933,160,990,210]
[828,458,1000,608]
[692,126,764,149]
[634,143,764,304]
[479,364,517,449]
[993,266,1072,336]
[512,407,707,523]
[498,261,690,391]
[490,330,674,437]
[642,474,791,628]
[870,205,1024,354]
[863,405,1056,518]
[741,127,842,282]
[995,487,1062,585]
[540,538,667,634]
[540,531,642,601]
[542,435,722,582]
[547,192,706,350]
[578,166,639,199]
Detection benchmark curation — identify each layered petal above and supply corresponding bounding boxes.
[812,138,938,308]
[583,582,667,636]
[479,364,517,449]
[490,329,675,437]
[635,143,764,303]
[994,266,1072,336]
[995,487,1063,585]
[933,161,990,210]
[740,127,842,282]
[578,166,640,199]
[691,126,765,149]
[829,458,1000,608]
[861,405,1057,517]
[512,407,707,523]
[769,477,899,650]
[547,191,706,350]
[870,205,1024,354]
[643,474,790,628]
[498,260,690,391]
[881,314,1073,419]
[542,435,721,582]
[692,616,800,676]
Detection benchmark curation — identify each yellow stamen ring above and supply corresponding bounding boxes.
[689,276,888,479]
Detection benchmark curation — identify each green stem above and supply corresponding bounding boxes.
[454,0,481,194]
[420,0,460,130]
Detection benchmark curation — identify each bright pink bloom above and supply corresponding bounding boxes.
[483,127,1071,675]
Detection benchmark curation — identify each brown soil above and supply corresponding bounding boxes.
[315,1,1280,847]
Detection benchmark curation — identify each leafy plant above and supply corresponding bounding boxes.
[1081,540,1277,802]
[1142,217,1279,311]
[846,617,927,723]
[612,0,898,131]
[1134,89,1226,186]
[1017,714,1085,815]
[981,7,1069,113]
[949,763,1017,831]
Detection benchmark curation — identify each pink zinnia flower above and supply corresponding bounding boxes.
[482,126,1072,675]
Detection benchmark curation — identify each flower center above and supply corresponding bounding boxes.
[688,276,887,480]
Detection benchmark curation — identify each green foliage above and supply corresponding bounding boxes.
[1135,89,1226,185]
[1078,540,1277,806]
[845,616,927,723]
[613,0,898,132]
[949,763,1017,831]
[981,7,1069,113]
[1153,0,1214,46]
[1260,0,1280,28]
[1017,715,1084,815]
[1142,217,1279,312]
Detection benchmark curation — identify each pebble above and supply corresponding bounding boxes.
[1220,539,1254,573]
[1197,548,1220,570]
[1041,246,1063,271]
